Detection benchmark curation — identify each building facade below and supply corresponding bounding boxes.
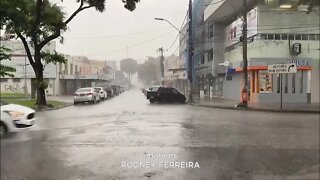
[202,0,319,103]
[1,40,116,96]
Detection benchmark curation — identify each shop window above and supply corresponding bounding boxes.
[284,74,288,93]
[281,34,288,40]
[309,34,316,40]
[300,71,304,93]
[302,34,308,40]
[259,70,272,93]
[295,34,302,40]
[275,34,281,40]
[292,74,296,93]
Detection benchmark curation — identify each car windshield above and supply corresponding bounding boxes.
[1,0,319,179]
[76,88,91,92]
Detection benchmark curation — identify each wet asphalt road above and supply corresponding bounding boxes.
[1,88,319,180]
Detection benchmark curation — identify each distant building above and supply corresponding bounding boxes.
[1,40,117,96]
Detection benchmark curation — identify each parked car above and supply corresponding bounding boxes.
[104,87,114,98]
[111,85,120,96]
[94,87,108,100]
[146,86,186,103]
[0,100,36,138]
[73,87,100,104]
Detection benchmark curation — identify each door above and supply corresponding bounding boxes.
[169,88,180,102]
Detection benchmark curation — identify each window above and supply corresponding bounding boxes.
[13,78,21,82]
[208,24,213,39]
[309,34,316,40]
[275,34,281,40]
[316,34,320,41]
[208,49,213,61]
[170,88,179,94]
[284,74,288,93]
[201,55,205,64]
[59,63,62,72]
[259,70,272,93]
[281,34,288,40]
[260,34,267,40]
[302,34,308,40]
[295,34,302,40]
[0,78,8,82]
[300,71,304,93]
[267,34,274,40]
[289,34,294,40]
[64,63,68,74]
[70,63,73,75]
[292,73,296,93]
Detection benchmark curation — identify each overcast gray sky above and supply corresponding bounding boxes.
[56,0,189,63]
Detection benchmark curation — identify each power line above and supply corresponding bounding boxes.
[165,10,189,51]
[65,27,171,40]
[88,30,175,56]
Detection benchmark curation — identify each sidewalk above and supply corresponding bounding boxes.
[192,96,320,113]
[47,95,74,103]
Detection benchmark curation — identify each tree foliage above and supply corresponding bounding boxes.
[120,58,138,80]
[137,57,161,85]
[0,46,16,77]
[0,0,140,108]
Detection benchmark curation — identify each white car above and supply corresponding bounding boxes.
[73,87,100,104]
[0,101,36,138]
[94,87,108,100]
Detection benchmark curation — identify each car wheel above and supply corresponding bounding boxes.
[0,123,8,138]
[150,98,155,104]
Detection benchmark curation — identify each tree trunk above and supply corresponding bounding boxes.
[34,56,47,108]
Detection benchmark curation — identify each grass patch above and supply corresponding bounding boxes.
[2,99,68,110]
[0,93,26,99]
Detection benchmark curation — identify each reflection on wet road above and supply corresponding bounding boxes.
[1,88,319,180]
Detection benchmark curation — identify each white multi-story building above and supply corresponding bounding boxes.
[203,0,319,103]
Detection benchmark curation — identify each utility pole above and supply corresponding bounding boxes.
[241,0,248,108]
[188,0,193,103]
[157,47,165,85]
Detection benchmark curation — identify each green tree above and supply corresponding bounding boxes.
[0,0,140,108]
[120,58,138,81]
[0,46,16,77]
[137,57,161,85]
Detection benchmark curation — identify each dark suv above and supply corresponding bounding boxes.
[146,86,186,103]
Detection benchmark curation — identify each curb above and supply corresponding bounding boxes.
[36,104,73,112]
[192,103,320,114]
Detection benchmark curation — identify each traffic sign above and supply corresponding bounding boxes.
[267,63,297,74]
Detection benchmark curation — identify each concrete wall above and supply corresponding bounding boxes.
[224,73,241,100]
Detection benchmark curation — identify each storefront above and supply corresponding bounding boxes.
[225,58,313,103]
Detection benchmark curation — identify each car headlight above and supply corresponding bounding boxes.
[7,111,25,118]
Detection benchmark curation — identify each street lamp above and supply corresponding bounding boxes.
[154,18,182,33]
